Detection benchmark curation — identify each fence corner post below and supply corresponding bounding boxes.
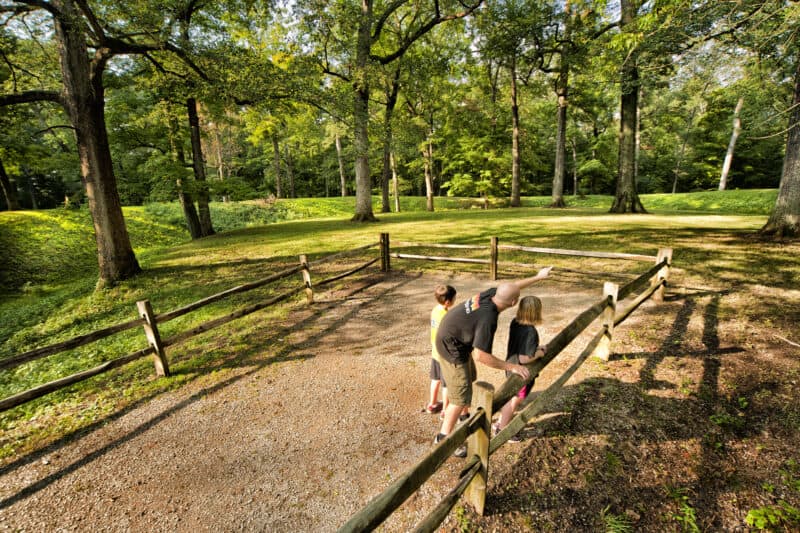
[136,300,170,377]
[490,237,498,281]
[299,254,313,304]
[654,248,673,302]
[465,381,494,515]
[592,282,618,361]
[380,233,390,273]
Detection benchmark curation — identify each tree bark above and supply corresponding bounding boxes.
[424,123,435,212]
[168,116,202,239]
[55,0,141,286]
[0,158,20,210]
[351,0,377,222]
[391,151,400,212]
[551,68,568,208]
[510,57,521,207]
[719,97,744,191]
[381,67,401,213]
[336,134,347,197]
[272,134,282,198]
[285,145,296,198]
[610,0,647,214]
[186,97,214,236]
[761,58,800,237]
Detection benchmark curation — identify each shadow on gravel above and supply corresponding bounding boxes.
[0,272,421,510]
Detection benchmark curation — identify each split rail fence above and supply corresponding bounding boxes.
[0,242,382,413]
[339,234,672,532]
[1,232,672,532]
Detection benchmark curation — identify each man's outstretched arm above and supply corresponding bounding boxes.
[514,266,553,291]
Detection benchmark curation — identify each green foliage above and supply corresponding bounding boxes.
[746,502,800,531]
[667,486,701,533]
[600,505,633,533]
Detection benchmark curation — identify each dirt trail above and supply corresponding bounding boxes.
[0,270,609,531]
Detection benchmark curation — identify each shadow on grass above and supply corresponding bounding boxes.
[0,271,421,510]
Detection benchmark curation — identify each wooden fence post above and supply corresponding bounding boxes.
[592,282,618,361]
[136,300,170,377]
[654,248,673,302]
[465,381,494,515]
[490,237,498,281]
[299,254,313,304]
[380,233,390,273]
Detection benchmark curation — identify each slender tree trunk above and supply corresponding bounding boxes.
[391,151,400,212]
[285,145,296,198]
[610,0,646,214]
[551,68,568,208]
[187,97,214,236]
[510,57,522,207]
[352,0,376,221]
[0,158,20,210]
[570,138,578,196]
[55,0,140,286]
[381,67,400,213]
[169,116,202,239]
[425,123,435,212]
[719,97,744,191]
[271,134,282,198]
[761,59,800,237]
[336,134,347,197]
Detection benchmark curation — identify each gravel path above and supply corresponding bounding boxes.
[0,271,603,532]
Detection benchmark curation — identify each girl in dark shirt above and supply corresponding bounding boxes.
[494,296,546,441]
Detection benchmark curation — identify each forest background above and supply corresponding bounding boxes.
[1,0,799,289]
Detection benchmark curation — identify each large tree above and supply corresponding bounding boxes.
[0,0,202,286]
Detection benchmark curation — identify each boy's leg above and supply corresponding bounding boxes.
[429,379,441,407]
[439,403,463,435]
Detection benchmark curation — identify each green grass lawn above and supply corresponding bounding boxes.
[0,188,794,459]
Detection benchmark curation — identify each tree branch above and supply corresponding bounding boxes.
[372,0,484,65]
[0,89,63,107]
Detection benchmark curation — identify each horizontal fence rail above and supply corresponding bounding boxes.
[0,317,144,372]
[0,241,382,414]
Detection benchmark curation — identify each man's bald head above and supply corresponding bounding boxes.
[493,282,520,311]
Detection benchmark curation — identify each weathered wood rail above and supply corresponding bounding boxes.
[0,242,382,413]
[339,235,673,532]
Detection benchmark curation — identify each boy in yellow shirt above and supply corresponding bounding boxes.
[425,285,456,414]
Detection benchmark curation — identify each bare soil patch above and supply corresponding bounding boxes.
[0,266,798,532]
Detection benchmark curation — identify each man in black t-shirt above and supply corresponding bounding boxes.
[433,266,551,455]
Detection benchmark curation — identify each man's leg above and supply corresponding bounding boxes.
[439,402,463,435]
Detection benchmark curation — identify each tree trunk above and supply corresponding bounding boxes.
[761,59,800,237]
[610,0,646,214]
[285,145,296,198]
[570,138,578,196]
[0,158,20,210]
[272,134,282,198]
[551,69,568,208]
[391,151,400,212]
[336,134,347,197]
[381,67,400,214]
[424,129,435,212]
[351,0,377,221]
[719,97,744,191]
[55,0,140,286]
[187,97,214,236]
[168,116,202,239]
[510,57,521,207]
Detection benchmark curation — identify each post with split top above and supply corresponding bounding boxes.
[137,300,170,377]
